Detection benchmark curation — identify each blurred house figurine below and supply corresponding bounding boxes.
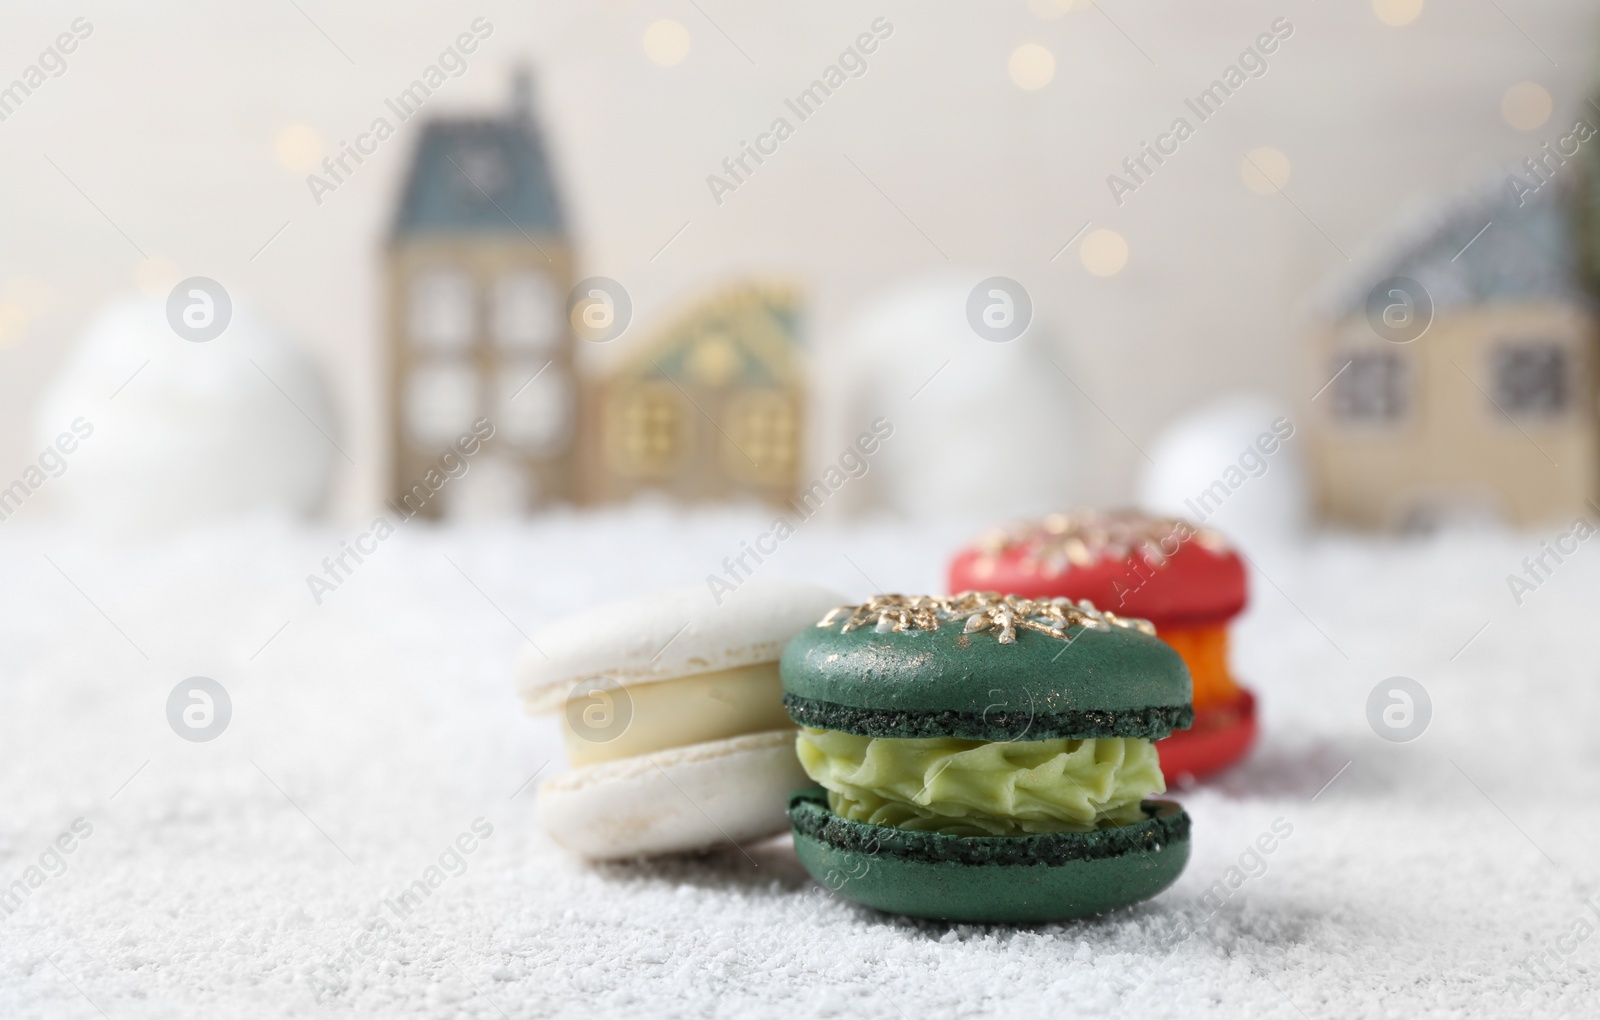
[1309,178,1598,529]
[583,283,803,506]
[386,72,575,517]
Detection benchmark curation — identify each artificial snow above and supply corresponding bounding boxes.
[0,505,1596,1017]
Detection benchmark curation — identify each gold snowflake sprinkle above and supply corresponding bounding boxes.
[817,591,1155,643]
[971,508,1227,580]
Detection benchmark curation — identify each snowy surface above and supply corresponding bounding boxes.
[2,505,1598,1018]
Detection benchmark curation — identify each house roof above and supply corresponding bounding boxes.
[390,108,565,238]
[611,283,803,389]
[1315,173,1590,319]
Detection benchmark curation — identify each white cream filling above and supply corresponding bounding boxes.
[561,662,792,766]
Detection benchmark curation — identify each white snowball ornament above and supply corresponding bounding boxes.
[34,294,338,535]
[1136,393,1309,549]
[839,275,1079,520]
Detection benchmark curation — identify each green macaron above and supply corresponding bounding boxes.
[781,592,1193,923]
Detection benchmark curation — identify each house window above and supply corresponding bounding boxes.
[722,390,797,484]
[606,383,684,478]
[493,271,560,353]
[688,333,740,388]
[496,363,571,454]
[1331,351,1409,422]
[408,268,474,351]
[405,361,479,445]
[1492,342,1570,416]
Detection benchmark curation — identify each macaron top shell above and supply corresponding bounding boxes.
[781,592,1193,741]
[947,510,1247,629]
[519,579,845,713]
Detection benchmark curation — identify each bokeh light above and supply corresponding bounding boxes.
[1009,44,1056,91]
[643,20,692,67]
[1081,228,1129,276]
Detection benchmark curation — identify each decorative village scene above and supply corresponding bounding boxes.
[374,71,1600,540]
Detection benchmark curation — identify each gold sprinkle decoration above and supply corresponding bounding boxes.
[971,508,1227,580]
[816,591,1155,643]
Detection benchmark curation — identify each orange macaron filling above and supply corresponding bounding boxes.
[1157,624,1240,711]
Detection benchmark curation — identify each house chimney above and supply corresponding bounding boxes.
[511,67,533,123]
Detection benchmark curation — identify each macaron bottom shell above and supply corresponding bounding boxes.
[788,790,1190,923]
[1156,688,1257,784]
[537,729,809,860]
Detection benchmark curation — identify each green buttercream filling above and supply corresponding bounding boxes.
[795,727,1166,836]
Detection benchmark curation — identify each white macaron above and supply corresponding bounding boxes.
[519,579,845,860]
